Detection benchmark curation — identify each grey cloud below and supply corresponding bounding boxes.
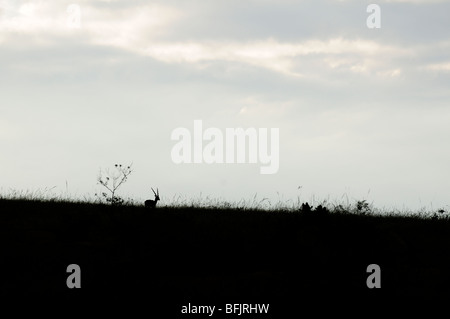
[144,0,450,44]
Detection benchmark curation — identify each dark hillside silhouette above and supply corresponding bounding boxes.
[0,198,449,314]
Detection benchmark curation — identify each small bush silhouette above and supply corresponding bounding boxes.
[314,204,329,215]
[432,208,448,220]
[300,202,313,213]
[96,163,133,205]
[356,200,371,215]
[299,202,329,217]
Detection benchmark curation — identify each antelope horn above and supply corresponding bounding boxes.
[151,187,156,195]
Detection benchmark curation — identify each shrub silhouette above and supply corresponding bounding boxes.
[96,163,133,205]
[356,200,371,215]
[314,204,329,216]
[300,202,313,213]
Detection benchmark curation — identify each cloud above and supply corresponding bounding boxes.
[425,62,450,72]
[3,0,448,82]
[132,38,407,78]
[1,0,448,80]
[0,1,180,39]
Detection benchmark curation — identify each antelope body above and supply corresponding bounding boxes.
[145,187,160,208]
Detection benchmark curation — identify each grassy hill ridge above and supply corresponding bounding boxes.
[1,198,450,312]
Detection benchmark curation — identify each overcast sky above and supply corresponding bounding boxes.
[1,0,449,212]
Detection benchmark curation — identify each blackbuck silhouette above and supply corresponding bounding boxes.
[145,188,160,208]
